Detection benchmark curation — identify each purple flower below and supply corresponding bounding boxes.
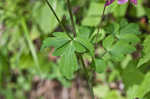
[130,0,137,5]
[118,0,128,4]
[105,0,115,6]
[105,0,137,6]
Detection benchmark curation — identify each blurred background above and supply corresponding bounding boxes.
[0,0,150,99]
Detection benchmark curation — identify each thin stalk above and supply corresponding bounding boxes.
[95,2,107,49]
[80,55,88,77]
[66,0,77,37]
[88,73,95,99]
[44,0,73,39]
[80,55,95,99]
[21,18,41,75]
[66,0,95,97]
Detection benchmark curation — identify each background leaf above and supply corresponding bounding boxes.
[138,35,150,67]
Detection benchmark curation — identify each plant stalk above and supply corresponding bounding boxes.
[66,0,77,37]
[66,0,95,97]
[88,73,95,99]
[80,55,95,99]
[21,18,42,75]
[95,1,107,49]
[44,0,73,39]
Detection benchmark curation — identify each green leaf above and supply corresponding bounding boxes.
[143,35,150,54]
[103,35,115,51]
[120,23,141,35]
[122,62,144,89]
[137,55,150,67]
[75,37,94,57]
[118,34,140,45]
[127,72,150,99]
[41,37,70,51]
[81,2,104,26]
[59,43,78,79]
[33,0,64,33]
[138,35,150,67]
[103,21,140,62]
[105,91,125,99]
[95,59,107,73]
[77,26,93,40]
[113,3,128,17]
[53,32,70,38]
[90,29,106,43]
[119,19,128,28]
[73,40,86,53]
[111,40,136,56]
[104,22,120,35]
[136,0,146,17]
[143,92,150,99]
[136,72,150,98]
[87,2,104,16]
[82,16,100,27]
[127,85,139,99]
[94,84,109,98]
[53,41,71,56]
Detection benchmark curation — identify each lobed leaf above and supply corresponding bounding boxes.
[138,35,150,67]
[75,37,95,57]
[59,43,78,79]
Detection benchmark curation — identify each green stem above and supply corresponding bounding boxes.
[95,1,107,49]
[65,0,94,97]
[79,55,95,99]
[44,0,73,40]
[88,73,95,99]
[66,0,77,37]
[21,18,41,75]
[80,55,88,77]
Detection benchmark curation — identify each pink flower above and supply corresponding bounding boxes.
[105,0,137,6]
[105,0,115,6]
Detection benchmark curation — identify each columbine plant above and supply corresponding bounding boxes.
[41,0,139,99]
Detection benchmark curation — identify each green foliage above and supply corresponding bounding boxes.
[82,2,104,26]
[127,72,150,99]
[103,35,115,51]
[105,91,125,99]
[75,37,95,57]
[41,32,70,51]
[136,0,146,17]
[59,43,78,79]
[113,3,128,17]
[73,40,86,53]
[95,59,107,73]
[41,30,95,79]
[138,35,150,67]
[33,0,65,33]
[122,62,144,89]
[102,20,140,61]
[1,0,150,98]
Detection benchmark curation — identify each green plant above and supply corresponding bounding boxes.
[1,0,150,99]
[41,0,146,99]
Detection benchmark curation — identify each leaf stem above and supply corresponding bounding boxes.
[79,55,95,99]
[66,0,77,37]
[44,0,73,39]
[95,1,107,49]
[88,73,95,99]
[21,18,42,75]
